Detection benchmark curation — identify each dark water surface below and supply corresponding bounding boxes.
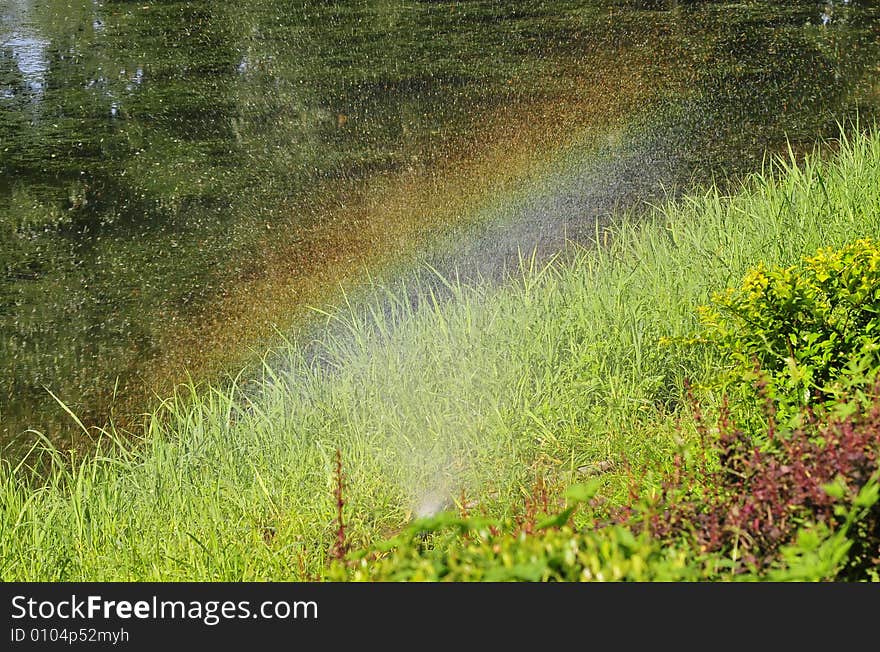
[2,0,879,453]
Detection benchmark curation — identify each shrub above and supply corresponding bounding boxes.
[327,506,698,582]
[627,392,880,579]
[698,239,880,409]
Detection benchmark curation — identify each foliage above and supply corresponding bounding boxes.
[698,239,880,412]
[628,391,880,579]
[328,487,697,582]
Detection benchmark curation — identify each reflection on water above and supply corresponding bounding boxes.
[1,1,49,99]
[2,32,49,95]
[1,0,880,456]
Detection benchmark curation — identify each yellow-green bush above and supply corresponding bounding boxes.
[698,239,880,405]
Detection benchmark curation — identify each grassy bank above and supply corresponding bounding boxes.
[3,129,880,581]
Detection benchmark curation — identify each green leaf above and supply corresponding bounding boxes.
[821,477,848,500]
[484,563,546,582]
[537,506,576,530]
[565,479,602,505]
[853,480,879,509]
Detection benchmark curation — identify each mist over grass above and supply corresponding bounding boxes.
[3,128,880,580]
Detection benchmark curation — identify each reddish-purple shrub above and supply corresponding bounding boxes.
[616,387,880,577]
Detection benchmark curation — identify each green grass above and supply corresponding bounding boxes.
[3,128,880,581]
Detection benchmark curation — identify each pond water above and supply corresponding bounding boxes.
[2,0,879,454]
